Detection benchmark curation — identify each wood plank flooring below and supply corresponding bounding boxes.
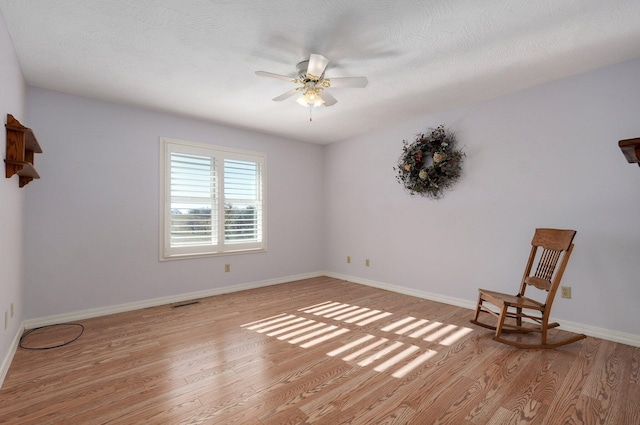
[1,276,638,424]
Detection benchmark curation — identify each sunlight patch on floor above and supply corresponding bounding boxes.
[358,341,404,367]
[342,338,389,362]
[299,302,393,326]
[243,314,295,330]
[300,328,350,348]
[323,305,361,318]
[266,319,316,337]
[241,300,475,379]
[289,325,340,344]
[392,350,438,378]
[240,313,287,328]
[277,322,327,340]
[256,317,305,333]
[374,345,420,372]
[381,317,416,331]
[327,335,375,357]
[439,327,474,346]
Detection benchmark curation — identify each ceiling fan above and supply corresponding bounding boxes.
[255,54,368,109]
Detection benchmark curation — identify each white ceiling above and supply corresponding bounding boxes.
[2,1,640,144]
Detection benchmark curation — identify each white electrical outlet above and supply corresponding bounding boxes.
[365,259,370,267]
[225,264,230,272]
[561,286,572,299]
[347,256,351,264]
[11,303,14,318]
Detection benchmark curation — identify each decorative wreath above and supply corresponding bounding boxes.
[394,125,464,199]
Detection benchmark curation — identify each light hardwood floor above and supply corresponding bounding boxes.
[1,277,638,424]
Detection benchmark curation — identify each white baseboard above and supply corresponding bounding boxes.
[23,271,323,329]
[0,322,24,389]
[325,271,478,309]
[324,271,640,348]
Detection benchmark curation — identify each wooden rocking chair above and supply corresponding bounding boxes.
[470,228,586,349]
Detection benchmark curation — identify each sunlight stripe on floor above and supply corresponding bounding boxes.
[311,303,351,316]
[424,324,458,342]
[256,317,306,333]
[395,319,428,335]
[392,349,438,378]
[241,313,287,327]
[327,335,375,357]
[300,328,350,348]
[303,302,341,314]
[288,325,338,344]
[267,320,316,336]
[343,338,389,362]
[374,345,420,372]
[323,305,361,318]
[246,315,296,330]
[298,301,334,311]
[381,317,416,332]
[438,327,474,346]
[277,322,327,340]
[333,308,371,321]
[241,303,476,379]
[408,321,442,338]
[357,341,404,367]
[344,310,381,323]
[356,312,393,326]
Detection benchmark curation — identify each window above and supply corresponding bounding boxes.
[160,138,266,259]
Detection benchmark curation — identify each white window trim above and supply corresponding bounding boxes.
[159,137,267,260]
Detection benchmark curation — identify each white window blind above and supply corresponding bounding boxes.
[224,158,263,245]
[161,138,266,259]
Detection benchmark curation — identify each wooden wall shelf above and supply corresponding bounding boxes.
[4,114,42,187]
[619,138,640,168]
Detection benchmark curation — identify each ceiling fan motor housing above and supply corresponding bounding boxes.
[297,60,323,81]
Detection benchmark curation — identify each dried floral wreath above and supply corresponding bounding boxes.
[394,125,464,199]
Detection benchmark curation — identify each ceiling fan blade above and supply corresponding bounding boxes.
[327,76,368,88]
[255,71,295,82]
[321,91,338,107]
[307,54,329,78]
[272,88,299,101]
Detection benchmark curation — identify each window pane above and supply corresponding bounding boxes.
[170,152,217,247]
[224,159,262,243]
[170,204,213,246]
[171,153,215,199]
[224,204,261,242]
[224,159,258,199]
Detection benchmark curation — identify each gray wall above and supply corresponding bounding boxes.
[325,57,640,336]
[24,88,326,318]
[0,10,26,377]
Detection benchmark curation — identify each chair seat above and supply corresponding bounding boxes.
[478,289,544,310]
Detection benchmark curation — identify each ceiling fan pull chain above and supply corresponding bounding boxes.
[309,107,313,122]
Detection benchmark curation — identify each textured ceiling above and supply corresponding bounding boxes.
[2,1,640,144]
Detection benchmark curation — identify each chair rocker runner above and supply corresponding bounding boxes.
[470,228,586,349]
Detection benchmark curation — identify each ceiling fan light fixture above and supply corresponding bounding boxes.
[296,95,308,107]
[296,89,325,108]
